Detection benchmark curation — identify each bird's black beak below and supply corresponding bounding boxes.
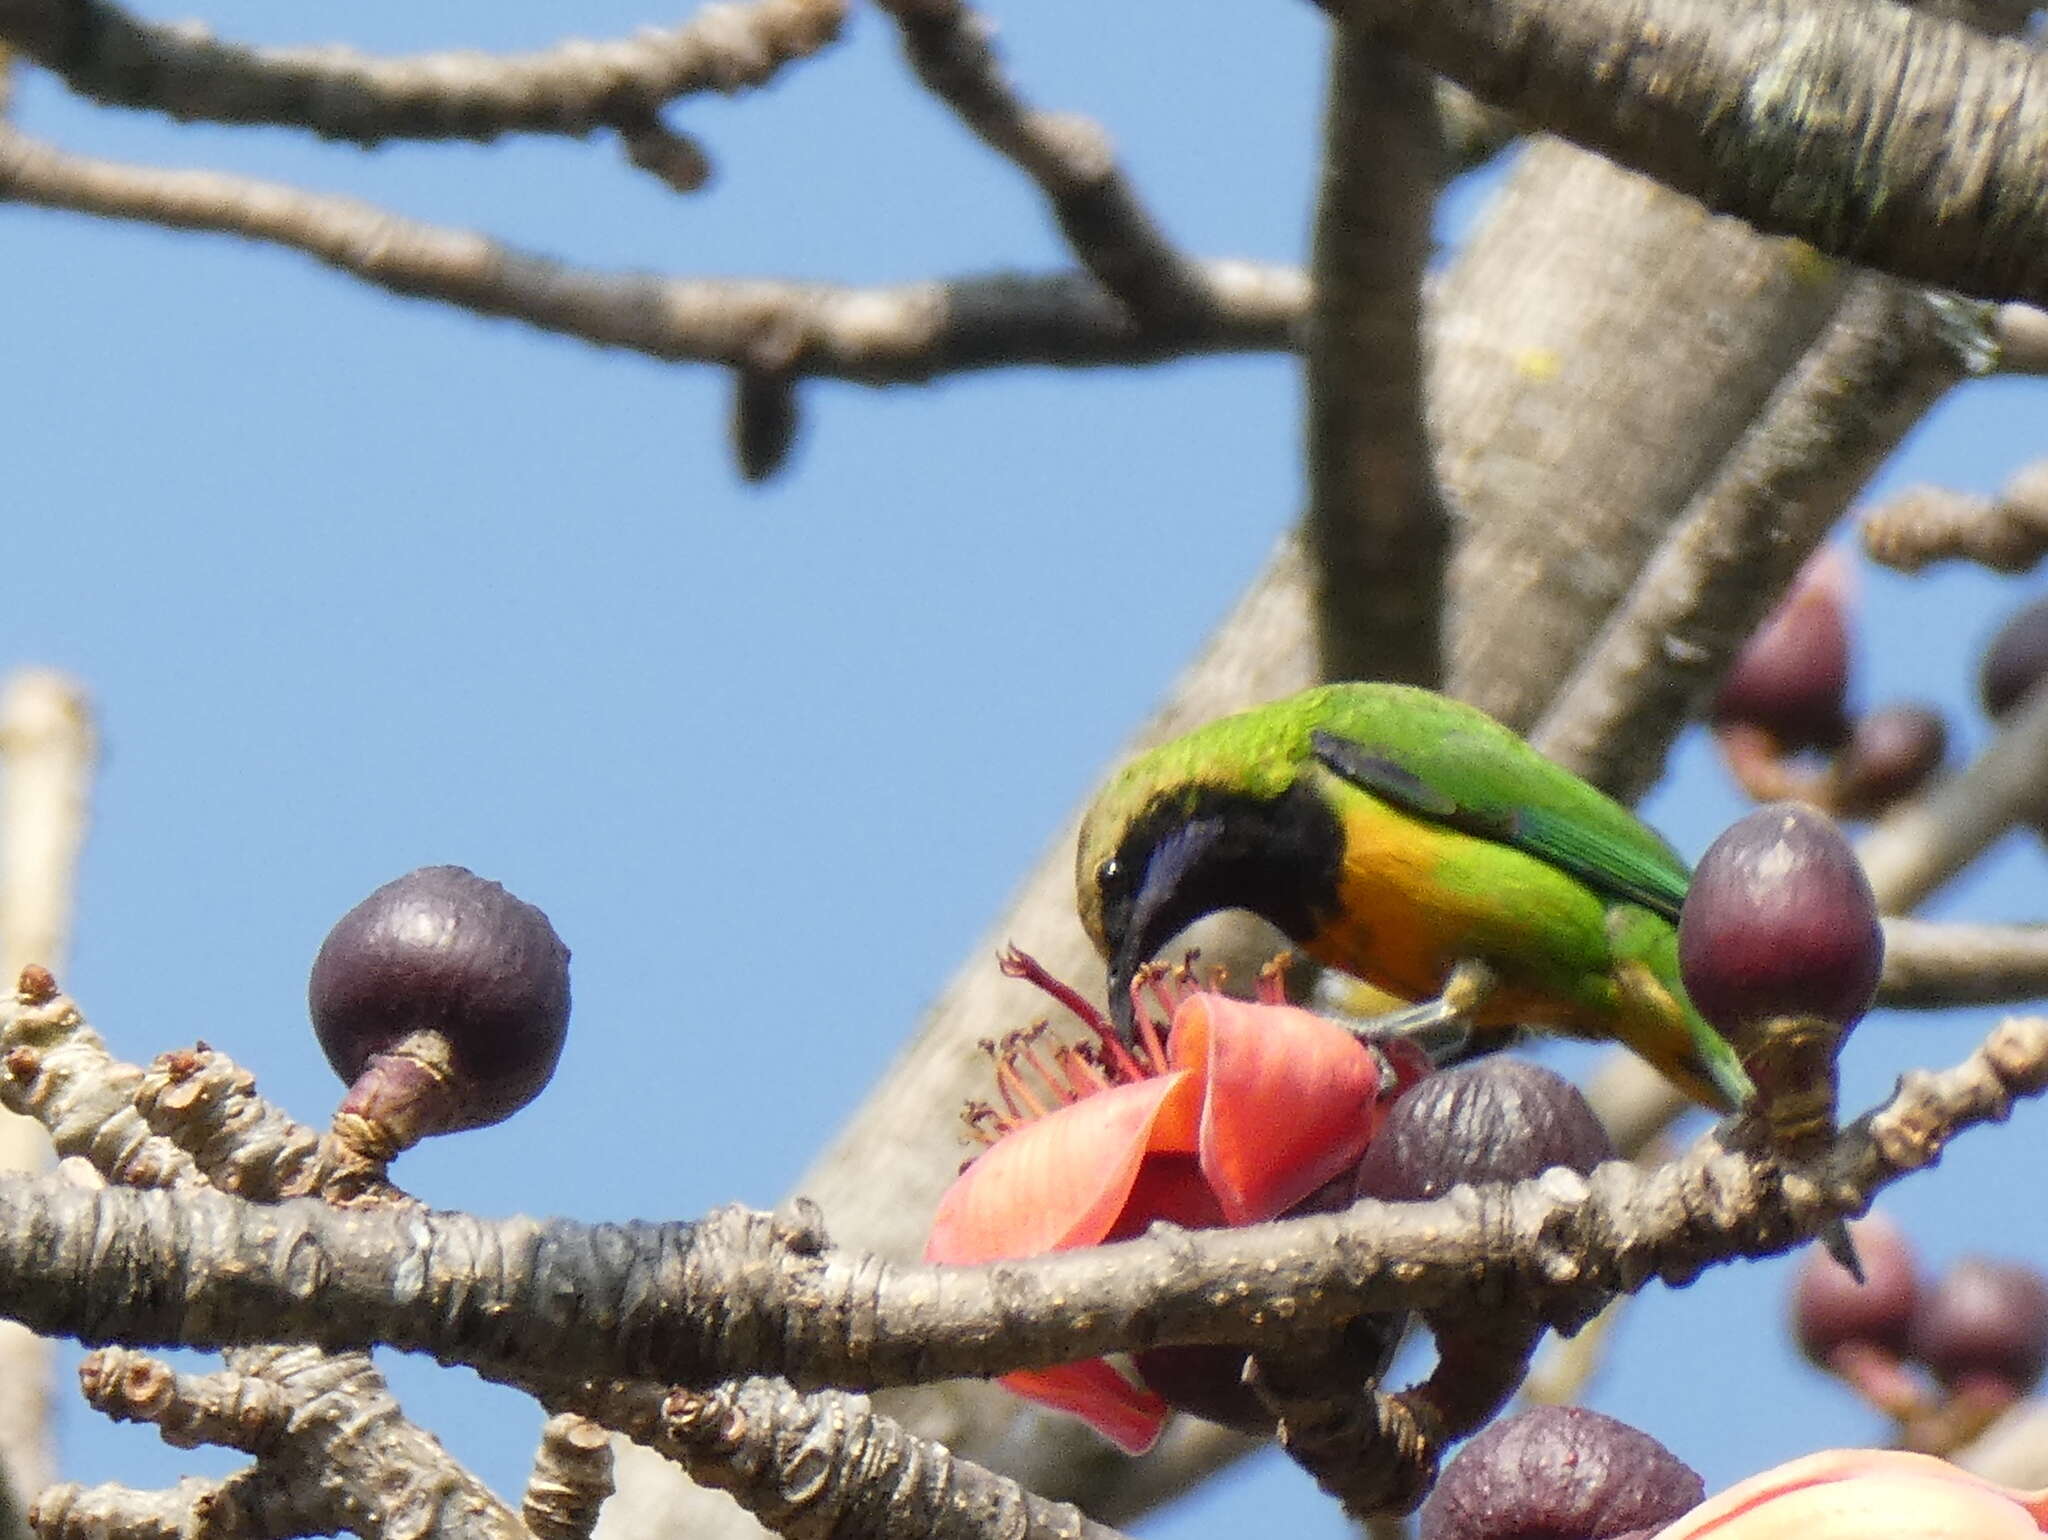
[1106,817,1228,1040]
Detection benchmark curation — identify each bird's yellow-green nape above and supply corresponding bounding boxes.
[1073,682,1755,1117]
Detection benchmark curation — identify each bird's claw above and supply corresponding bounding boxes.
[1352,959,1498,1064]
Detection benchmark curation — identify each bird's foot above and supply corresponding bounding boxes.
[1355,959,1498,1063]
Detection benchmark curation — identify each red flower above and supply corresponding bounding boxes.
[1654,1448,2048,1537]
[925,951,1414,1454]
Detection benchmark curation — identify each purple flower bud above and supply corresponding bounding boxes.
[309,866,570,1144]
[1980,596,2048,721]
[1713,551,1853,752]
[1829,704,1946,819]
[1678,803,1884,1041]
[1418,1406,1703,1540]
[1910,1258,2048,1402]
[1794,1213,1919,1367]
[1352,1060,1613,1203]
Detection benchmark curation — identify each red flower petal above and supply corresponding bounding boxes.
[1104,1154,1229,1240]
[997,1362,1170,1456]
[926,1070,1201,1264]
[1170,994,1387,1226]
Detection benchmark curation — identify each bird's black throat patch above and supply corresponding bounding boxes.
[1105,780,1345,969]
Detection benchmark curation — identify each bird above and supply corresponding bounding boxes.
[1074,681,1754,1116]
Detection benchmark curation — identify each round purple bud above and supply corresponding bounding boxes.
[1712,552,1854,752]
[309,866,570,1142]
[1418,1405,1703,1540]
[1909,1258,2048,1401]
[1793,1213,1920,1367]
[1830,704,1947,819]
[1981,596,2048,721]
[1678,803,1884,1040]
[1352,1060,1614,1203]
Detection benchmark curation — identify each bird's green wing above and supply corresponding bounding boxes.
[1306,699,1691,921]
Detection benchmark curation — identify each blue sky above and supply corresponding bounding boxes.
[3,2,2045,1533]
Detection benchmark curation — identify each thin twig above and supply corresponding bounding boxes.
[0,0,843,144]
[1879,920,2048,1009]
[0,127,1303,384]
[30,1472,324,1540]
[873,0,1210,327]
[1859,682,2048,912]
[1862,461,2048,574]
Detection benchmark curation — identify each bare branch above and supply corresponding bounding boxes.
[77,1349,292,1456]
[1357,0,2048,306]
[31,1472,323,1540]
[3,984,509,1540]
[0,978,197,1192]
[873,0,1209,327]
[523,1416,613,1540]
[0,671,94,998]
[0,0,842,144]
[1437,141,1847,729]
[0,1011,2037,1403]
[1302,29,1450,686]
[132,1047,335,1203]
[1859,680,2048,912]
[0,127,1303,384]
[1994,305,2048,375]
[0,671,93,1520]
[1878,921,2048,1010]
[1534,280,1980,798]
[1862,460,2048,574]
[559,1376,1126,1540]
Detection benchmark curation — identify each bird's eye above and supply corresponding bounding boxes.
[1097,857,1122,893]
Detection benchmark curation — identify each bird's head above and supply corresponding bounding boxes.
[1077,750,1337,1037]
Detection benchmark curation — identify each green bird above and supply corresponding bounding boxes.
[1075,681,1754,1115]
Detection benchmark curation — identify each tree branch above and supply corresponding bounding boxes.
[1862,459,2048,574]
[1994,305,2048,375]
[566,1376,1128,1540]
[1879,921,2048,1010]
[1358,0,2048,306]
[0,0,842,144]
[0,1015,2035,1405]
[1436,140,1847,729]
[0,126,1304,384]
[1302,27,1450,686]
[1533,279,1982,798]
[872,0,1209,328]
[1860,679,2048,912]
[522,1416,613,1540]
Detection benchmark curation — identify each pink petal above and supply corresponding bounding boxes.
[1170,994,1388,1226]
[926,1071,1200,1264]
[1655,1449,2048,1538]
[998,1362,1170,1456]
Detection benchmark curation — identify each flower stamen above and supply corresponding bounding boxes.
[1054,1041,1113,1097]
[1128,964,1173,1075]
[1256,953,1292,1006]
[999,946,1113,1036]
[1014,1023,1078,1107]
